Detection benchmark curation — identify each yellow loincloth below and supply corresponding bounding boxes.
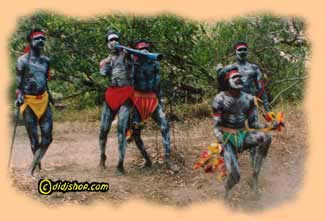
[20,91,49,120]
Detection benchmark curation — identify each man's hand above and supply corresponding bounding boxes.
[216,63,223,73]
[159,97,167,105]
[263,111,275,122]
[271,121,279,130]
[48,92,55,105]
[15,90,24,106]
[271,121,285,131]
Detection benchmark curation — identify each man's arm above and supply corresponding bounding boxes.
[44,57,55,105]
[153,62,163,102]
[247,96,266,129]
[16,56,26,105]
[253,65,271,112]
[99,57,112,76]
[212,94,224,144]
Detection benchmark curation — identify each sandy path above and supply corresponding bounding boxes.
[9,107,307,211]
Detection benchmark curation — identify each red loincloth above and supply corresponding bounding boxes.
[105,86,134,111]
[131,90,159,121]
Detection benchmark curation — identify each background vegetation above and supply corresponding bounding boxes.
[9,11,309,121]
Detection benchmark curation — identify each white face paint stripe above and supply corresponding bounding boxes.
[236,45,247,50]
[231,73,241,79]
[108,34,119,40]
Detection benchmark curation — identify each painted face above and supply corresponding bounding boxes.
[228,73,243,90]
[107,34,120,50]
[235,46,248,61]
[31,34,46,50]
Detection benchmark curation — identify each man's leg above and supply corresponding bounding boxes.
[243,131,272,194]
[151,104,170,158]
[223,143,241,199]
[116,100,131,174]
[132,109,152,168]
[99,102,115,169]
[30,105,53,176]
[151,104,179,171]
[23,106,40,155]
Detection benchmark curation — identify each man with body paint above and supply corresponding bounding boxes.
[129,40,179,172]
[16,28,53,176]
[213,66,275,198]
[98,30,134,174]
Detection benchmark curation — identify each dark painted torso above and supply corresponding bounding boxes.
[100,52,133,87]
[17,53,49,95]
[133,61,159,92]
[213,91,253,129]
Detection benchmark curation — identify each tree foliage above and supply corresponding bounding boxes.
[9,11,309,111]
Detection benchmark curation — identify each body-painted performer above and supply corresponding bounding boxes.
[16,28,53,176]
[98,30,134,174]
[129,40,178,171]
[213,67,277,198]
[217,42,272,116]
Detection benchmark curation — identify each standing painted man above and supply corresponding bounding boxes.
[16,28,53,176]
[213,67,275,198]
[129,40,179,172]
[98,30,134,174]
[217,42,272,116]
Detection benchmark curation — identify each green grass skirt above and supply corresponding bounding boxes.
[222,130,247,151]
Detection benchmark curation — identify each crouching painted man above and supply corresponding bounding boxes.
[16,28,53,176]
[98,30,134,174]
[129,40,179,172]
[213,67,275,198]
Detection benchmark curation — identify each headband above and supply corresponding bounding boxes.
[235,43,247,50]
[135,42,150,49]
[224,69,240,80]
[30,31,45,39]
[108,34,119,40]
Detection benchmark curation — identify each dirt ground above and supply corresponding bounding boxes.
[9,105,307,211]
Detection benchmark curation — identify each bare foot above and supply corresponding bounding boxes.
[165,158,180,173]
